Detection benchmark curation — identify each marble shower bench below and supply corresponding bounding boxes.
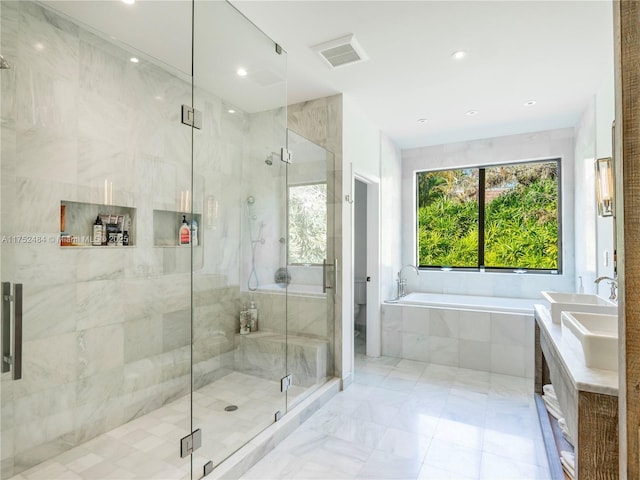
[234,332,328,387]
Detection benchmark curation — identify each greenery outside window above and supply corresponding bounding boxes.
[288,182,327,264]
[417,159,560,272]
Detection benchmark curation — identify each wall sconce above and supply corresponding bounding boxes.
[595,157,614,217]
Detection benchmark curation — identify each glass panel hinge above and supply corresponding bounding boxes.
[181,105,202,130]
[180,429,202,458]
[281,147,292,164]
[281,374,292,392]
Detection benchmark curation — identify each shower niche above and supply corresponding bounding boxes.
[60,200,136,247]
[153,209,202,247]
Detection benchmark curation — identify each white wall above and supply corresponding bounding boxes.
[401,128,575,299]
[572,69,615,298]
[380,136,402,304]
[573,98,598,293]
[595,70,616,297]
[342,95,382,366]
[342,96,403,359]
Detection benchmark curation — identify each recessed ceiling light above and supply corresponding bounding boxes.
[129,57,139,63]
[237,68,247,77]
[417,118,428,124]
[452,50,467,60]
[121,0,135,5]
[466,110,478,116]
[228,109,236,114]
[524,100,537,107]
[34,42,44,51]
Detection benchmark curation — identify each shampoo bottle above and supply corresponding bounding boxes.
[92,216,103,246]
[179,215,191,246]
[248,300,258,332]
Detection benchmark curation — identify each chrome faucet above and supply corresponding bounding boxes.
[397,264,419,298]
[595,276,617,302]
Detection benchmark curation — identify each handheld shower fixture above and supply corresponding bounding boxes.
[245,195,265,291]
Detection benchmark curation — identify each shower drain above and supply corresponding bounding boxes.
[224,405,238,412]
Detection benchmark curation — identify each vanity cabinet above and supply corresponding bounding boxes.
[534,305,618,480]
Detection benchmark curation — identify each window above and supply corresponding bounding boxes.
[288,183,327,264]
[416,159,560,272]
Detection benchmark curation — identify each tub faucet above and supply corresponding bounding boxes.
[595,276,617,302]
[397,264,420,298]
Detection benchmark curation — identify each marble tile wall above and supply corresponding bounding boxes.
[0,2,314,477]
[234,332,328,388]
[0,3,200,474]
[381,304,534,378]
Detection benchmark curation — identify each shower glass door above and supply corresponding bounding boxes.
[190,1,288,474]
[285,130,336,408]
[0,2,194,478]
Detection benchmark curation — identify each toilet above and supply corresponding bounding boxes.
[354,278,367,331]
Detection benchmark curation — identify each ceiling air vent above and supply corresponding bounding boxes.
[312,34,368,69]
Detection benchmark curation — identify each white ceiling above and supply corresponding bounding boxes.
[42,0,614,149]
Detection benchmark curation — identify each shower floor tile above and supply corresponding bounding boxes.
[9,372,304,480]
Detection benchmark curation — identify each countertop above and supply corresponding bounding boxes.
[534,304,618,396]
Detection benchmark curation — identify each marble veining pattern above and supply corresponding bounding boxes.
[382,304,534,378]
[8,372,305,480]
[242,347,551,480]
[535,305,618,395]
[2,1,334,476]
[6,349,549,480]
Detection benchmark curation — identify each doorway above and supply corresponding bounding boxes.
[353,176,380,357]
[354,180,368,355]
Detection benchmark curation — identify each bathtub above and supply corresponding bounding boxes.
[388,292,537,314]
[382,292,536,378]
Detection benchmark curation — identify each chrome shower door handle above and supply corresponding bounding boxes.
[322,259,338,294]
[2,282,23,380]
[322,259,329,293]
[13,284,22,380]
[1,282,10,374]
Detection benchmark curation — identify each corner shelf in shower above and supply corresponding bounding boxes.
[153,209,202,247]
[60,200,136,247]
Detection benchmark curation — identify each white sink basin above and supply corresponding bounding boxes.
[561,311,618,371]
[541,291,617,324]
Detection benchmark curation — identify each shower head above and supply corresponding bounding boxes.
[0,55,10,69]
[265,152,279,166]
[246,196,255,205]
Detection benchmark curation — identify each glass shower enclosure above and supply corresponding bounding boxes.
[0,1,336,479]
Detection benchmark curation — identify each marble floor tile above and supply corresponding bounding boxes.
[418,463,477,480]
[356,450,423,480]
[422,439,483,478]
[243,352,551,480]
[10,353,551,480]
[375,427,431,460]
[479,450,549,480]
[432,417,485,450]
